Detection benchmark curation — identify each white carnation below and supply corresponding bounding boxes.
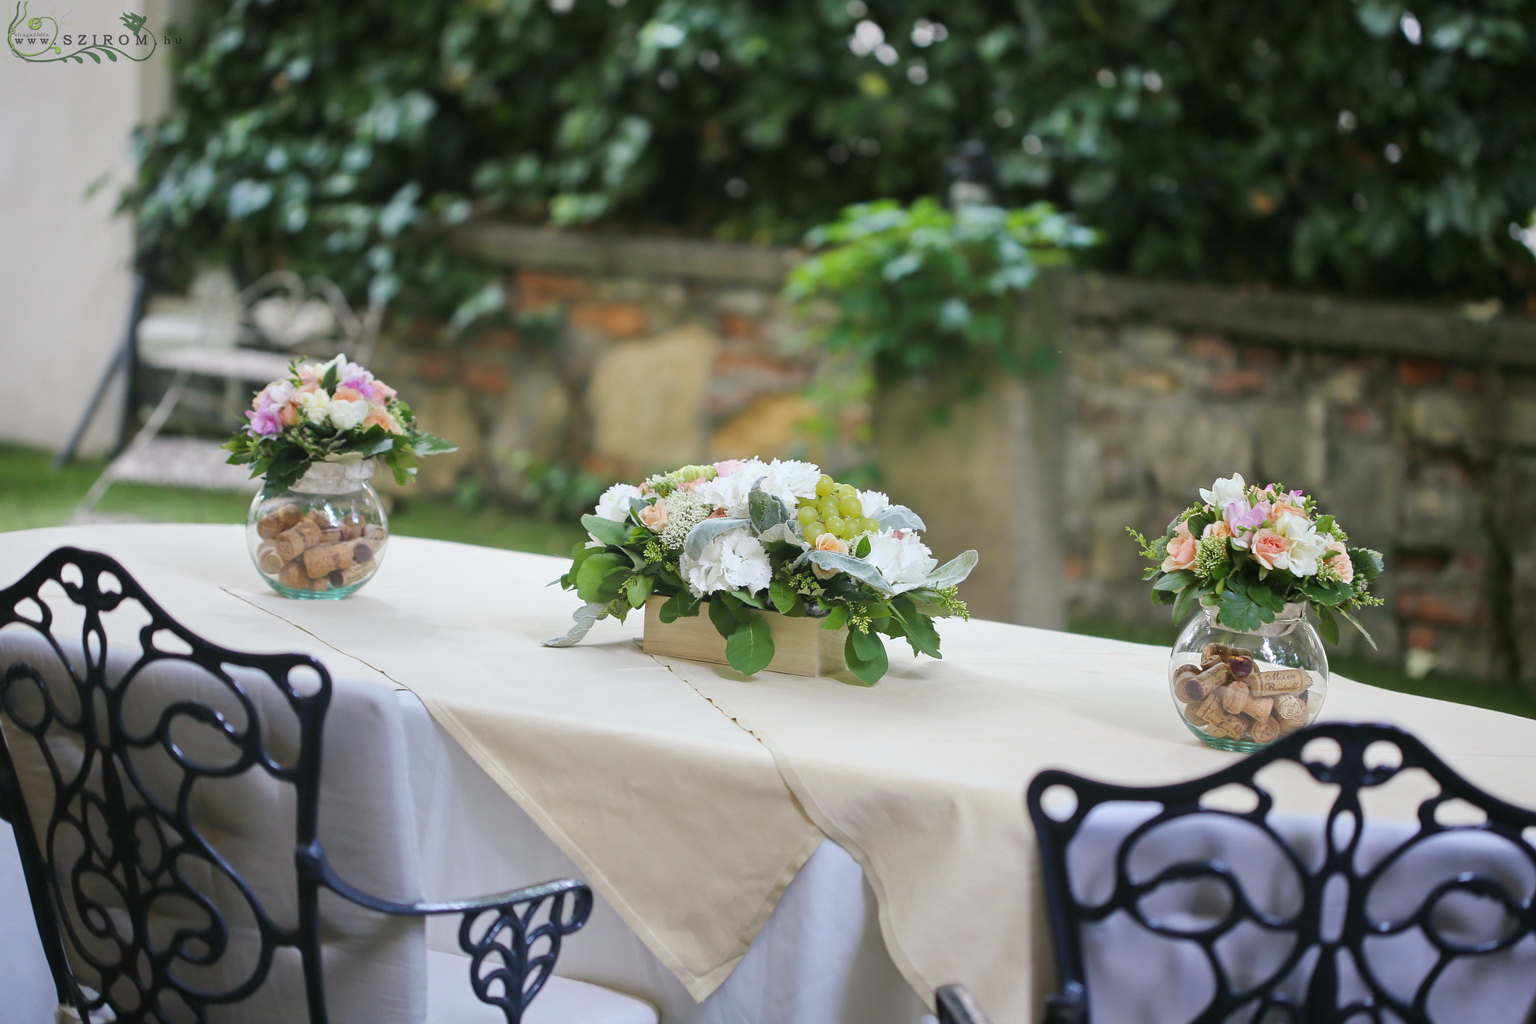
[862,530,937,594]
[757,459,822,507]
[856,489,891,518]
[693,459,768,518]
[680,527,773,596]
[327,398,370,430]
[594,483,642,523]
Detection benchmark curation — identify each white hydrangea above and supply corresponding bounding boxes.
[679,527,773,596]
[862,530,937,594]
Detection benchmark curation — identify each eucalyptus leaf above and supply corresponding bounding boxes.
[543,601,608,647]
[806,550,893,594]
[923,550,978,590]
[748,486,792,534]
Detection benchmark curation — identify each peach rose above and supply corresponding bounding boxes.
[1270,500,1308,522]
[1161,521,1198,573]
[639,502,669,532]
[362,406,400,433]
[810,533,849,580]
[1202,520,1233,540]
[280,404,300,427]
[1323,541,1354,584]
[333,385,366,403]
[1250,528,1292,571]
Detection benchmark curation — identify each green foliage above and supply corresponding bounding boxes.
[786,199,1095,387]
[123,0,1536,323]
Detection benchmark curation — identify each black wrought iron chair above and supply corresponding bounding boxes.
[938,721,1536,1024]
[0,547,656,1024]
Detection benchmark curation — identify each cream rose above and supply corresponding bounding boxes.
[810,533,849,580]
[639,502,669,533]
[1249,528,1292,571]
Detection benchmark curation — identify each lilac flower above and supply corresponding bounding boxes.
[245,407,284,436]
[1224,500,1270,549]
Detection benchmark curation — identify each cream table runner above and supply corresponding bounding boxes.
[0,525,822,1001]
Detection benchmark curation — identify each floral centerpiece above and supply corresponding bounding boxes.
[1131,474,1384,643]
[226,354,453,600]
[547,458,978,685]
[225,354,454,499]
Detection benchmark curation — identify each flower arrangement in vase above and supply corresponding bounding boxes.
[1131,474,1385,751]
[225,354,454,599]
[547,458,978,685]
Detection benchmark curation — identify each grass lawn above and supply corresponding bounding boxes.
[5,442,1531,721]
[0,442,584,556]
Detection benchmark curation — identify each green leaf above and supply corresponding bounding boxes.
[890,600,942,658]
[625,573,654,609]
[844,629,889,686]
[822,605,850,630]
[581,514,632,547]
[707,595,741,639]
[543,601,608,647]
[725,615,775,676]
[684,517,750,561]
[769,580,800,615]
[1315,605,1341,646]
[1349,548,1385,584]
[658,592,699,623]
[1340,609,1378,650]
[1152,570,1197,592]
[748,486,792,534]
[923,550,978,590]
[322,360,339,392]
[1171,582,1202,623]
[575,552,627,604]
[1216,582,1270,633]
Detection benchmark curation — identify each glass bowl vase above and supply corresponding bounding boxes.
[1169,602,1328,753]
[246,460,388,599]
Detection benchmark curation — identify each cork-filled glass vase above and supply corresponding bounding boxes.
[1169,603,1328,753]
[246,460,388,599]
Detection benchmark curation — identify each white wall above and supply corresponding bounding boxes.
[0,0,175,456]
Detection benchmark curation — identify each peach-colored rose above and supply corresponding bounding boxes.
[333,385,366,403]
[639,503,668,532]
[1323,541,1354,584]
[1161,521,1198,572]
[810,533,849,580]
[362,406,400,433]
[1250,528,1292,571]
[280,404,300,427]
[1270,499,1308,522]
[1202,520,1233,540]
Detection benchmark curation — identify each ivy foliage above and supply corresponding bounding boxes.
[785,199,1096,388]
[123,0,1536,325]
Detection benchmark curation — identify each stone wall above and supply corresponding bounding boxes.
[373,225,1536,685]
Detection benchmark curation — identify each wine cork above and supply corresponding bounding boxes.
[340,513,366,540]
[257,504,303,539]
[1250,716,1281,744]
[275,519,325,562]
[303,541,368,579]
[1221,681,1251,715]
[340,562,373,585]
[1249,669,1310,695]
[1207,710,1249,741]
[1175,673,1213,704]
[1226,655,1256,678]
[1241,696,1274,721]
[256,542,284,575]
[1183,701,1206,727]
[279,560,321,591]
[1274,693,1308,722]
[1200,643,1233,668]
[307,507,341,530]
[1195,662,1231,690]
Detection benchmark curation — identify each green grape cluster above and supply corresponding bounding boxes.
[794,474,880,542]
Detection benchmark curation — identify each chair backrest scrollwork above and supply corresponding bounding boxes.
[1027,722,1536,1024]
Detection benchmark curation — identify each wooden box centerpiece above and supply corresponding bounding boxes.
[641,596,847,677]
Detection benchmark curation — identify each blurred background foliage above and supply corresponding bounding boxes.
[123,0,1536,328]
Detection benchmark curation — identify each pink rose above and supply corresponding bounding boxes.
[1250,529,1292,571]
[333,385,366,403]
[1324,541,1354,584]
[713,459,745,477]
[1161,521,1198,573]
[362,406,400,433]
[639,503,669,532]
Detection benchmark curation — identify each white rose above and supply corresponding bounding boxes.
[296,389,332,425]
[327,398,370,430]
[862,530,937,594]
[679,527,773,596]
[694,459,768,519]
[594,483,642,523]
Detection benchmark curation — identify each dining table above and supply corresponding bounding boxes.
[4,523,1536,1024]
